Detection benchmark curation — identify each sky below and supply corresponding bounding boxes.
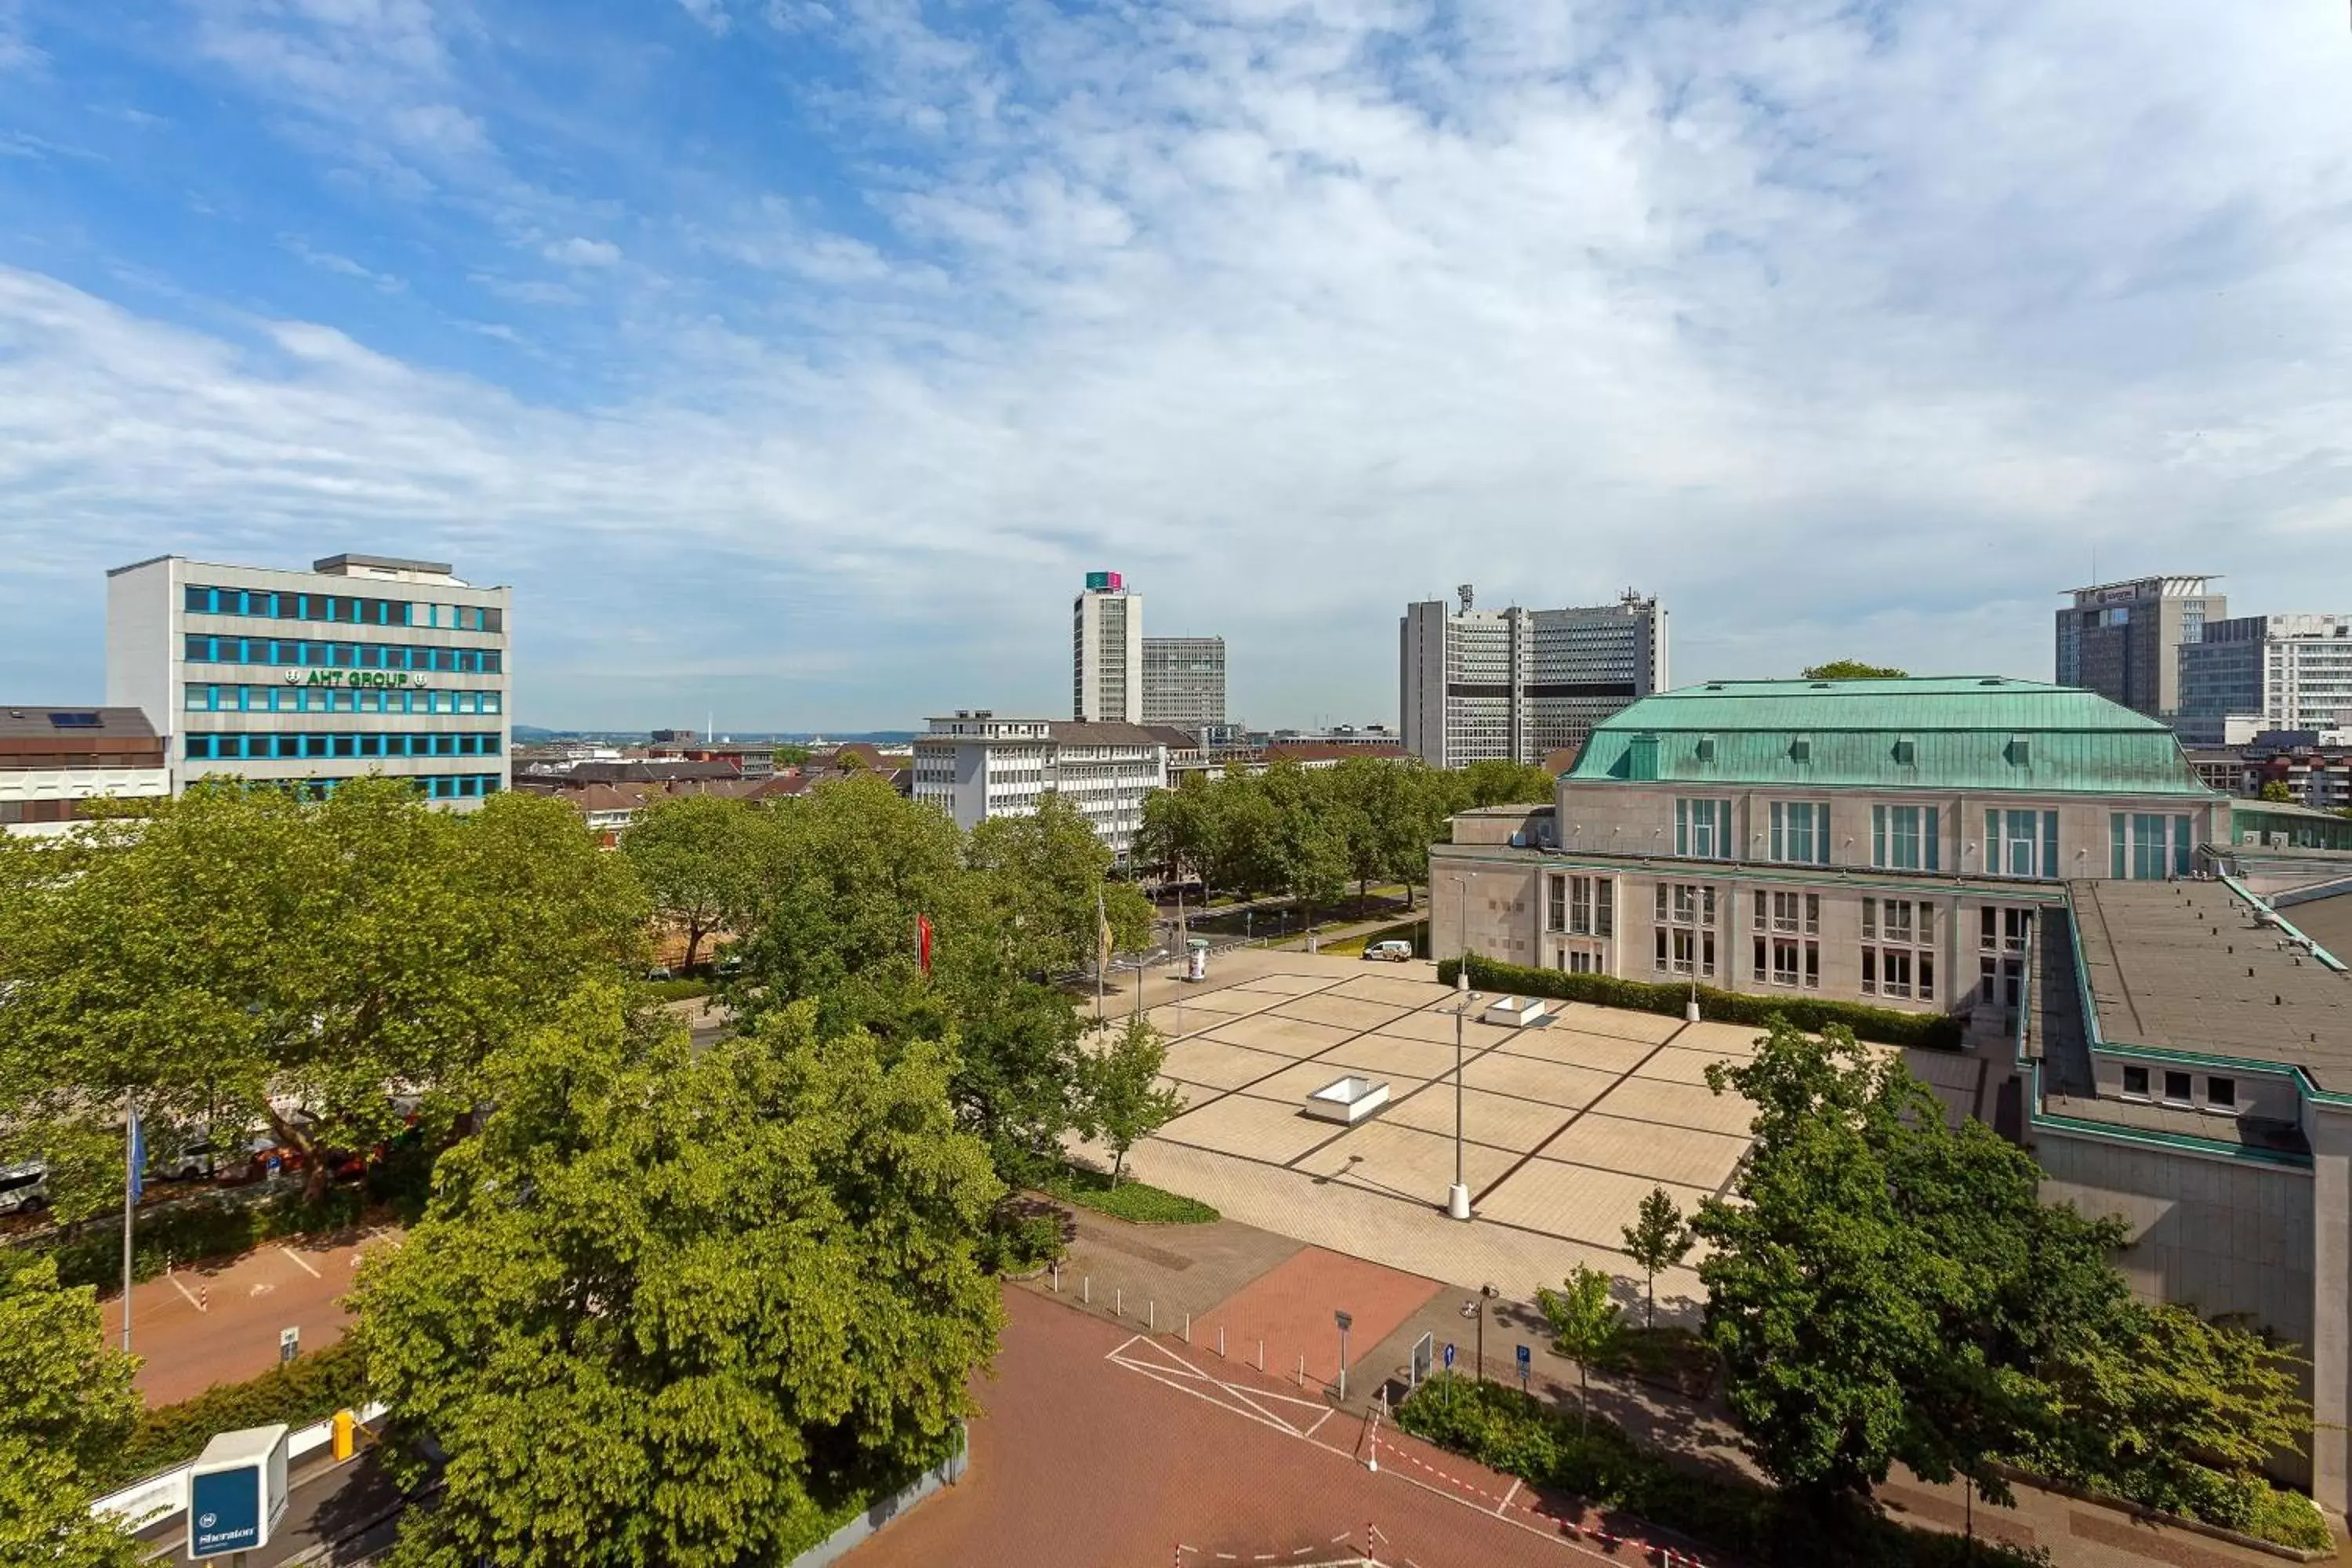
[0,1,2348,732]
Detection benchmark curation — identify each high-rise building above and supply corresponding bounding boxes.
[1142,636,1225,731]
[107,553,513,810]
[1073,571,1144,724]
[2176,614,2352,744]
[1399,586,1667,768]
[2054,575,2223,719]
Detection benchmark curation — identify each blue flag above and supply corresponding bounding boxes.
[126,1104,143,1203]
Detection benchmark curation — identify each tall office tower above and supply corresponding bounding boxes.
[1142,636,1226,731]
[2055,575,2223,720]
[1399,586,1668,768]
[1073,570,1144,723]
[107,552,513,810]
[2176,613,2352,744]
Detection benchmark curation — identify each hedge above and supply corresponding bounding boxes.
[96,1335,372,1491]
[1436,954,1964,1051]
[1396,1375,2042,1567]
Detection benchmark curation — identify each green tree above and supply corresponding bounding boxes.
[2024,1302,2310,1523]
[1082,1014,1184,1186]
[619,794,774,973]
[1802,660,1908,680]
[1620,1186,1694,1330]
[0,782,647,1205]
[1694,1020,2145,1508]
[1258,760,1348,933]
[0,1255,143,1568]
[2259,780,2294,804]
[1536,1262,1623,1432]
[353,985,1004,1568]
[1136,773,1220,890]
[1451,758,1557,809]
[967,792,1152,978]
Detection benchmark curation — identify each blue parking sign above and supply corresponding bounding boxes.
[1515,1342,1531,1385]
[1443,1341,1455,1369]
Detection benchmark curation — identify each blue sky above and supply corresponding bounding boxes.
[1,0,2347,731]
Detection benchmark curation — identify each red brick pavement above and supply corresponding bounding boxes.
[1192,1246,1442,1393]
[848,1287,1639,1568]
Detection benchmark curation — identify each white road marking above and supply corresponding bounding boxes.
[280,1247,321,1279]
[169,1275,207,1312]
[1497,1478,1521,1515]
[249,1282,275,1297]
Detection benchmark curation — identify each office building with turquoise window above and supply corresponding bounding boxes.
[106,553,511,809]
[1431,677,2230,1032]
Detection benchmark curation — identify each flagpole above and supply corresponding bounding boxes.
[122,1092,138,1353]
[1096,887,1108,1026]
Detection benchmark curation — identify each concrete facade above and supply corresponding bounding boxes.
[1073,574,1144,724]
[1399,587,1666,768]
[910,711,1167,862]
[2055,575,2223,720]
[1142,636,1226,729]
[107,554,512,811]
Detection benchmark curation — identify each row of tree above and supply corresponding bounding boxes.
[1132,754,1555,920]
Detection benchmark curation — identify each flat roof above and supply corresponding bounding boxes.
[0,706,158,741]
[2070,879,2352,1090]
[314,553,455,575]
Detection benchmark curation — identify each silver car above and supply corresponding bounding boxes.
[0,1163,49,1218]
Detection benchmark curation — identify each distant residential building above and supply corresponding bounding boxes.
[1253,724,1398,749]
[2055,575,2223,719]
[107,552,511,811]
[1142,636,1226,730]
[1400,586,1666,768]
[0,706,169,836]
[1073,571,1144,724]
[911,710,1168,862]
[2176,614,2352,744]
[1168,739,1411,786]
[2186,730,2352,815]
[655,742,779,780]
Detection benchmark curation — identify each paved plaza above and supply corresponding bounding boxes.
[1080,950,1766,1307]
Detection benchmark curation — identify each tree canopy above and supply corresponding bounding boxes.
[619,794,775,972]
[0,1255,143,1568]
[1800,660,1908,681]
[354,985,1004,1568]
[0,780,647,1206]
[1696,1019,2307,1517]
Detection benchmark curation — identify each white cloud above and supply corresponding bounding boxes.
[676,0,730,35]
[543,236,621,268]
[4,0,2351,728]
[280,235,405,292]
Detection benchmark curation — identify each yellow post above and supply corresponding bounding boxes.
[332,1409,356,1461]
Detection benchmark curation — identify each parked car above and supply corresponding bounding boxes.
[1362,940,1414,963]
[0,1162,49,1218]
[149,1138,218,1182]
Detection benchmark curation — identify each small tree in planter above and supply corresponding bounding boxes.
[1537,1262,1624,1432]
[1083,1014,1183,1186]
[1621,1186,1695,1330]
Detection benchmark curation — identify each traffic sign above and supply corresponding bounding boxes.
[1515,1342,1531,1387]
[1443,1341,1455,1369]
[1334,1310,1352,1333]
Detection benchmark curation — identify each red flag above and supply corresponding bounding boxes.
[916,913,933,975]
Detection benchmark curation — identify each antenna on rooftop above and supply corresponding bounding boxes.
[1456,583,1475,615]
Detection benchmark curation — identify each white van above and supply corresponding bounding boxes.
[1362,940,1414,963]
[0,1163,49,1218]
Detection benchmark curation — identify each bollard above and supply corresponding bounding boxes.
[1183,1312,1190,1344]
[1218,1325,1225,1359]
[1116,1287,1123,1318]
[1297,1355,1305,1389]
[1258,1338,1264,1372]
[1083,1276,1091,1305]
[1051,1262,1059,1294]
[1149,1299,1156,1331]
[331,1408,356,1461]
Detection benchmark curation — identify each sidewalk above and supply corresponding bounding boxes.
[1020,1195,2336,1568]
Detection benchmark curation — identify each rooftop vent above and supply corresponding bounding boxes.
[1695,736,1716,763]
[1979,678,2006,687]
[1893,736,1917,766]
[1809,682,1831,690]
[1789,736,1813,763]
[2007,735,2033,766]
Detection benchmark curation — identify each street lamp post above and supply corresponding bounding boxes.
[1462,1283,1499,1382]
[1448,965,1472,1221]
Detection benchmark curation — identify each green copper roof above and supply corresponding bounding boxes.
[1567,677,2216,797]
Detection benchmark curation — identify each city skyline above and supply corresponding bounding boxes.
[0,4,2347,730]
